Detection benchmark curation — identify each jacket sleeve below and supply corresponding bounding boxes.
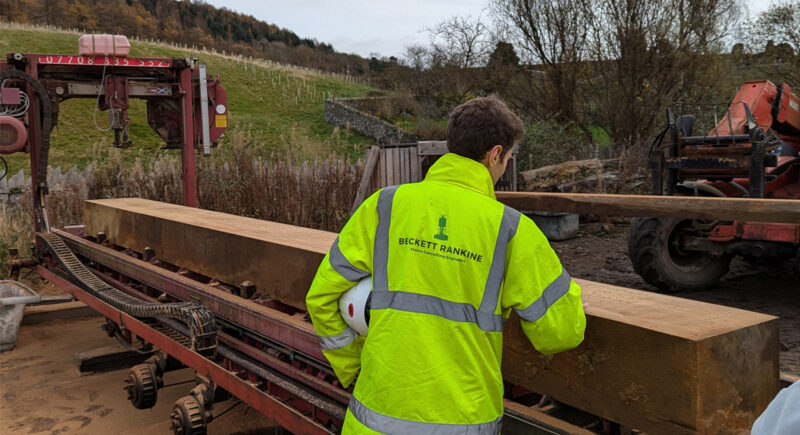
[501,214,586,355]
[305,192,380,388]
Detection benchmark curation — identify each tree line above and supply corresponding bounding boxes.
[0,0,372,75]
[379,0,800,159]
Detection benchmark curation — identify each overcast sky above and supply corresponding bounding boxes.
[206,0,776,59]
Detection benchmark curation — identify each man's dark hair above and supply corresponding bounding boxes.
[446,97,525,161]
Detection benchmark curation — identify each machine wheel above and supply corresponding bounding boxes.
[124,364,157,409]
[170,396,207,435]
[628,217,732,292]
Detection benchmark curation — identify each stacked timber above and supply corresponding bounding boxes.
[521,158,624,192]
[83,198,780,434]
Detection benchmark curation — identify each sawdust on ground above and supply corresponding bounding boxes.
[0,316,283,434]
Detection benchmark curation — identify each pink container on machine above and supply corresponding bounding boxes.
[78,34,131,57]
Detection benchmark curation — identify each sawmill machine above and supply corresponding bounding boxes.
[0,36,238,433]
[0,34,228,217]
[1,36,601,434]
[630,80,800,292]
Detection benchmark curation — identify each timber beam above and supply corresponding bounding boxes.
[83,198,336,309]
[503,278,779,435]
[496,191,800,223]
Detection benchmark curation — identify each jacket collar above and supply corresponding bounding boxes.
[423,153,496,199]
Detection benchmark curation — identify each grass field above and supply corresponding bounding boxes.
[0,25,377,175]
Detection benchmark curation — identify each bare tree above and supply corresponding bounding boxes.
[490,0,591,122]
[425,14,492,69]
[742,2,800,51]
[395,15,495,110]
[738,2,800,85]
[586,0,742,145]
[404,44,430,71]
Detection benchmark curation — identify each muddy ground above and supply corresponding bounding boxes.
[551,223,800,376]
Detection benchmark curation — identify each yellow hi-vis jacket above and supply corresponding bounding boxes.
[306,152,586,434]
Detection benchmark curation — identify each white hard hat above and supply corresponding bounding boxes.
[339,276,371,336]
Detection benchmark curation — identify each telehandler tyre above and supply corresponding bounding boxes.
[627,217,731,292]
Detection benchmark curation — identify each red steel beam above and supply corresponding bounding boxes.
[179,66,198,207]
[38,265,332,435]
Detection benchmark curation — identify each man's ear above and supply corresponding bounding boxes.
[489,145,504,166]
[481,144,504,167]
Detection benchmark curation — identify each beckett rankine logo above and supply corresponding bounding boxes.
[434,215,448,241]
[398,214,483,263]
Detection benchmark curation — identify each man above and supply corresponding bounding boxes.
[751,380,800,434]
[306,96,586,434]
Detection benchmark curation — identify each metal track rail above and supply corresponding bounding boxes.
[89,263,353,408]
[148,317,346,420]
[42,229,598,434]
[53,228,322,361]
[38,265,336,434]
[37,232,217,354]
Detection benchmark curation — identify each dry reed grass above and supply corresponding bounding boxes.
[0,132,364,273]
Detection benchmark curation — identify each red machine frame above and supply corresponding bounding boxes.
[35,227,583,434]
[1,51,228,226]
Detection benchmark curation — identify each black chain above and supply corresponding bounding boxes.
[37,232,217,354]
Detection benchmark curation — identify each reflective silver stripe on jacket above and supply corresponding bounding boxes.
[373,185,399,292]
[350,396,502,435]
[329,236,370,282]
[372,186,517,332]
[370,291,506,332]
[515,268,572,322]
[318,326,358,351]
[477,206,520,317]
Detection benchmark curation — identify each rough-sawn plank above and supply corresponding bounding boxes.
[84,198,336,309]
[496,191,800,223]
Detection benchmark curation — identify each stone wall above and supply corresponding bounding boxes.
[324,98,417,145]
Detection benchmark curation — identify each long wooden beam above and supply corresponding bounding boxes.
[83,198,780,435]
[83,198,335,309]
[504,279,779,435]
[496,191,800,223]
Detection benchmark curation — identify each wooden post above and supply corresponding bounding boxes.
[352,146,380,214]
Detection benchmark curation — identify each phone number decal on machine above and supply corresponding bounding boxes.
[37,56,171,67]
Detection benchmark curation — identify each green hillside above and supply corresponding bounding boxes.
[0,26,377,175]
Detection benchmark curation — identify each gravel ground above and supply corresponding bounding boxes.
[551,223,800,376]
